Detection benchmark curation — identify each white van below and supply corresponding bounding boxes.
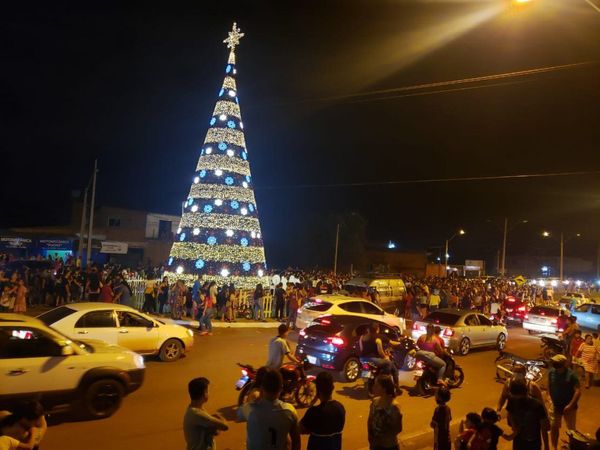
[343,277,406,305]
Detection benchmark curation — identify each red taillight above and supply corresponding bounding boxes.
[299,329,306,337]
[524,315,529,320]
[329,336,345,346]
[518,306,526,312]
[412,322,419,330]
[320,319,331,325]
[241,369,248,377]
[443,328,454,337]
[362,363,370,370]
[507,297,516,302]
[412,323,425,331]
[558,328,564,332]
[551,319,557,324]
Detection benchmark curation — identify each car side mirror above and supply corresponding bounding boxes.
[61,345,74,356]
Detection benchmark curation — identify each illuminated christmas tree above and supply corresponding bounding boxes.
[165,23,267,288]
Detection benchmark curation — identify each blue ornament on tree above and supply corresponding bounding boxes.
[195,259,205,269]
[242,262,251,271]
[210,118,216,126]
[226,64,232,74]
[230,200,239,209]
[168,257,173,266]
[219,88,224,96]
[204,204,213,213]
[248,204,255,212]
[227,120,236,129]
[241,151,247,160]
[207,236,217,245]
[179,233,186,242]
[225,177,234,186]
[246,175,251,182]
[218,142,227,151]
[199,170,207,178]
[240,238,249,247]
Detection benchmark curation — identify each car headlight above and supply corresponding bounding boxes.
[187,328,194,338]
[134,354,145,369]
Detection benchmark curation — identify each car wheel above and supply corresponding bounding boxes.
[82,379,124,419]
[342,357,360,382]
[458,337,470,356]
[159,338,183,362]
[496,333,506,351]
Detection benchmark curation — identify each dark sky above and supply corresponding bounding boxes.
[2,1,600,269]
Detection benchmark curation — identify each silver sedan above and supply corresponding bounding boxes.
[411,309,508,355]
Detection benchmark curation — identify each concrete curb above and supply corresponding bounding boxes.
[154,316,281,328]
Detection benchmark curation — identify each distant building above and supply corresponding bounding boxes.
[3,202,180,267]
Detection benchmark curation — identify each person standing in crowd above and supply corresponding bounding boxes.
[563,316,580,358]
[428,289,441,311]
[198,281,215,336]
[570,330,585,366]
[505,379,549,450]
[157,276,169,315]
[170,280,186,320]
[478,407,504,450]
[274,282,286,322]
[455,412,481,450]
[142,276,157,314]
[367,375,402,450]
[287,285,299,330]
[577,334,600,389]
[300,371,345,450]
[547,353,580,449]
[113,276,133,308]
[253,283,265,322]
[431,387,452,450]
[192,274,202,310]
[226,284,237,323]
[86,267,101,301]
[12,278,27,314]
[237,368,301,450]
[497,364,545,414]
[183,377,228,450]
[99,279,114,303]
[266,324,300,369]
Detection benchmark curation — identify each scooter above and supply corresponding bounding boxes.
[413,350,464,395]
[235,360,317,407]
[495,351,546,384]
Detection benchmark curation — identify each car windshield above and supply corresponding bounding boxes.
[423,311,460,326]
[529,306,560,316]
[37,306,77,325]
[305,302,332,312]
[574,304,590,312]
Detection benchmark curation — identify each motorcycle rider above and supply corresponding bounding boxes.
[414,324,447,386]
[359,323,400,388]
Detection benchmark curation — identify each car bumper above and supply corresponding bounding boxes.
[295,347,341,371]
[125,368,145,393]
[523,321,556,333]
[295,317,312,330]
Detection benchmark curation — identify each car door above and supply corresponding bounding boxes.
[73,310,118,345]
[115,311,158,354]
[462,314,484,346]
[359,301,386,322]
[0,326,84,399]
[476,314,496,344]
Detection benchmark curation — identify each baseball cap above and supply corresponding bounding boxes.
[550,354,567,363]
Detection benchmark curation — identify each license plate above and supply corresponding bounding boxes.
[307,355,317,365]
[361,370,371,378]
[235,376,249,390]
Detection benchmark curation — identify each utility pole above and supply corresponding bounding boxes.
[559,231,564,282]
[444,239,449,273]
[77,184,89,263]
[500,217,508,276]
[86,160,98,268]
[333,223,340,275]
[597,242,600,279]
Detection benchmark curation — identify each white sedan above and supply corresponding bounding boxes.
[295,294,405,333]
[38,303,194,362]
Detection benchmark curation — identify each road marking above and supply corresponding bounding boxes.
[584,0,600,13]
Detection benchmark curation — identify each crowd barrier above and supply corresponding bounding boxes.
[127,279,274,319]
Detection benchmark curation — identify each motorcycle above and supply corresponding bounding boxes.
[560,429,599,450]
[540,334,565,359]
[495,351,546,384]
[413,350,464,396]
[235,360,317,407]
[360,360,388,398]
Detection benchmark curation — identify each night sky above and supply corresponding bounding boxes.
[2,1,600,269]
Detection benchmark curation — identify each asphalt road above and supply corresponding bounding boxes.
[42,326,600,450]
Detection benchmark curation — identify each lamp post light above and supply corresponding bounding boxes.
[542,231,581,282]
[445,229,465,275]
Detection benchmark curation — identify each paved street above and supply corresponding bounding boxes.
[42,326,600,450]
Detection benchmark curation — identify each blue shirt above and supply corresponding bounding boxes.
[192,280,201,301]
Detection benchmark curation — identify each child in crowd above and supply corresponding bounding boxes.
[430,387,452,450]
[478,407,504,450]
[455,412,481,450]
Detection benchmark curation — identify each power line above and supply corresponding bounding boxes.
[257,170,600,190]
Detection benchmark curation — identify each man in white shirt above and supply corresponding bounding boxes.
[237,368,300,450]
[266,324,300,369]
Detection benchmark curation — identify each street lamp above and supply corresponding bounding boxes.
[542,231,581,281]
[445,229,465,275]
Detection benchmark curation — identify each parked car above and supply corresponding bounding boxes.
[571,303,600,331]
[343,276,406,305]
[522,305,567,334]
[295,294,405,332]
[0,313,145,418]
[38,303,194,362]
[558,293,595,311]
[295,315,415,382]
[411,309,508,356]
[502,296,529,324]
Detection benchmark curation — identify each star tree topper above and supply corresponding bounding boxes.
[224,23,244,64]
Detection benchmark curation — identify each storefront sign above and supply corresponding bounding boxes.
[0,236,34,249]
[100,241,128,254]
[38,239,72,250]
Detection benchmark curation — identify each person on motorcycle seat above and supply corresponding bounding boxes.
[359,323,400,388]
[496,363,544,414]
[414,324,447,386]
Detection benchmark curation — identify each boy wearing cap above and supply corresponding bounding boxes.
[547,354,581,450]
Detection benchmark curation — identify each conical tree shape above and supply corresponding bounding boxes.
[165,23,267,288]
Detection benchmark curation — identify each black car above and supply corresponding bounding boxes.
[295,314,416,382]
